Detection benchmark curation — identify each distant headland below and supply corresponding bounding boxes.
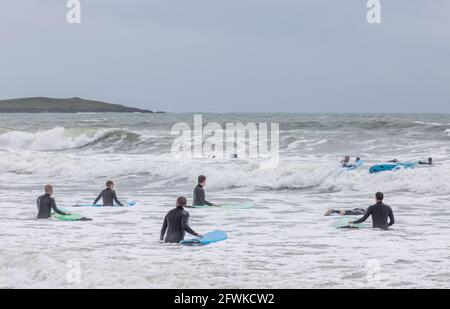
[0,97,157,113]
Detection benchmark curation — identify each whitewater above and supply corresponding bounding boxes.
[0,113,449,288]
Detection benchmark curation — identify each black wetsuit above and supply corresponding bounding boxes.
[332,208,366,216]
[193,184,212,206]
[37,194,66,219]
[353,202,395,229]
[93,188,123,206]
[160,206,199,243]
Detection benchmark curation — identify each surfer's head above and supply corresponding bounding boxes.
[176,196,187,208]
[344,156,350,162]
[198,175,207,186]
[375,192,384,203]
[106,180,114,189]
[428,157,433,164]
[45,184,53,195]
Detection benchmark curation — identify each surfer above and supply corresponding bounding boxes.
[341,156,360,168]
[37,184,69,219]
[160,196,202,243]
[387,159,399,163]
[349,192,395,229]
[324,208,366,216]
[193,175,215,206]
[93,180,123,206]
[419,157,433,165]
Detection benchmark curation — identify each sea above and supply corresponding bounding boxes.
[0,113,449,288]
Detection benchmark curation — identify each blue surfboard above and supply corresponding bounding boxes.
[74,200,137,207]
[369,162,417,174]
[180,230,228,246]
[345,160,365,171]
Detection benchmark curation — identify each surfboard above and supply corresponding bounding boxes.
[52,213,92,221]
[180,230,228,246]
[73,200,137,207]
[369,162,417,174]
[187,202,254,209]
[345,160,365,171]
[333,217,367,229]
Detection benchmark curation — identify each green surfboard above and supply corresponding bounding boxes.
[333,217,367,229]
[52,211,92,221]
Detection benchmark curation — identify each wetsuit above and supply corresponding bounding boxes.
[160,206,199,243]
[37,194,66,219]
[418,161,432,165]
[193,184,213,206]
[353,202,395,229]
[330,208,366,216]
[93,188,123,206]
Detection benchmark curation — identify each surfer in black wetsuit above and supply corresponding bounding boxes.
[93,180,123,206]
[37,184,69,219]
[160,197,202,243]
[193,175,214,206]
[341,156,351,167]
[324,208,366,216]
[341,156,361,168]
[349,192,395,229]
[419,157,433,165]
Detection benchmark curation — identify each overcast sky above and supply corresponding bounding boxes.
[0,0,449,112]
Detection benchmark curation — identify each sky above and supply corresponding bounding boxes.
[0,0,449,113]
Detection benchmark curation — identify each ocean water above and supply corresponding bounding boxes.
[0,113,449,288]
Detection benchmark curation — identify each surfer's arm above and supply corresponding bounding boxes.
[353,206,372,224]
[112,191,124,206]
[201,190,213,206]
[93,192,102,205]
[388,209,395,227]
[181,214,198,236]
[51,198,67,215]
[160,216,168,240]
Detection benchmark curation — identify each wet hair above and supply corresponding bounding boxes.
[376,192,384,202]
[198,175,206,184]
[176,196,187,207]
[106,180,114,187]
[45,184,53,194]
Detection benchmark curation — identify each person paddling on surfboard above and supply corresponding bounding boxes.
[324,208,366,216]
[93,180,123,206]
[160,197,202,243]
[193,175,215,206]
[419,157,433,165]
[37,184,69,219]
[349,192,395,230]
[341,156,360,168]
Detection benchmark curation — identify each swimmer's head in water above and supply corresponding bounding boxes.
[106,180,114,189]
[429,157,433,164]
[198,175,207,185]
[176,196,187,207]
[376,192,384,202]
[45,184,53,195]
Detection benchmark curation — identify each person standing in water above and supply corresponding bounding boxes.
[93,180,124,206]
[193,175,215,206]
[37,184,69,219]
[349,192,395,229]
[160,197,202,243]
